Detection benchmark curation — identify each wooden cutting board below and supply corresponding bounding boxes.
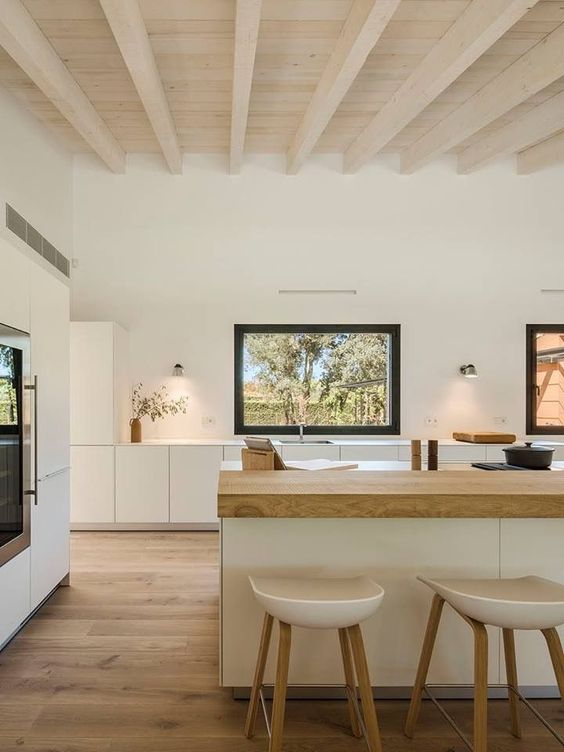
[453,431,516,444]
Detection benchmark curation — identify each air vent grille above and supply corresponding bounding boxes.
[5,203,70,278]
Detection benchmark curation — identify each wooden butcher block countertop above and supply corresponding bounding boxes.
[217,470,564,519]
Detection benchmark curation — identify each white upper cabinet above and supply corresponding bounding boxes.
[170,445,223,523]
[0,237,29,332]
[70,322,129,445]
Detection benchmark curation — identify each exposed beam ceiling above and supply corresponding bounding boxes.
[517,130,564,174]
[230,0,262,174]
[0,0,125,173]
[286,0,401,175]
[458,90,564,173]
[401,21,564,174]
[99,0,182,175]
[344,0,539,173]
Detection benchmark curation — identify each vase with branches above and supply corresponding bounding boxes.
[130,383,188,442]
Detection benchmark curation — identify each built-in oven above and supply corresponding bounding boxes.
[0,322,33,567]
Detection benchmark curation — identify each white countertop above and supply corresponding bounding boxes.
[116,437,564,447]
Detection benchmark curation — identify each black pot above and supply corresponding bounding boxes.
[503,442,554,469]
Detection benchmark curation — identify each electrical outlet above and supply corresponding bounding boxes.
[201,416,216,427]
[493,416,508,425]
[425,416,438,427]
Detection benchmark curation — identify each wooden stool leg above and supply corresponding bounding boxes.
[471,620,489,752]
[269,621,292,752]
[502,628,522,738]
[541,627,564,702]
[245,612,274,738]
[348,624,383,752]
[405,594,445,737]
[338,627,362,738]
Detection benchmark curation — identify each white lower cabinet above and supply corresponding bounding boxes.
[340,444,398,461]
[71,446,115,524]
[170,446,223,523]
[0,549,30,647]
[223,445,244,461]
[281,444,340,461]
[31,470,70,610]
[116,446,169,523]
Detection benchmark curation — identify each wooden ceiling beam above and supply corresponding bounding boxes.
[517,130,564,174]
[458,91,564,173]
[0,0,125,173]
[287,0,401,175]
[401,20,564,174]
[99,0,182,175]
[344,0,539,173]
[230,0,262,174]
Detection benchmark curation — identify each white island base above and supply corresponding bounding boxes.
[221,517,564,697]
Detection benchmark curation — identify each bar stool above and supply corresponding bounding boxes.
[244,575,385,752]
[405,575,564,751]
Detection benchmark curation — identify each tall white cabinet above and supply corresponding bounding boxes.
[30,265,70,610]
[0,237,70,647]
[70,322,129,526]
[70,322,129,445]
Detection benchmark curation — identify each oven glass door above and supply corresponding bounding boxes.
[0,343,23,547]
[0,323,31,566]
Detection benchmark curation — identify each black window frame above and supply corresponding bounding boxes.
[526,324,564,435]
[234,323,401,436]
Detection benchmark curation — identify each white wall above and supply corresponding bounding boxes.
[0,87,73,254]
[71,152,564,439]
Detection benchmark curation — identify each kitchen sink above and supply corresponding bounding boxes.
[279,440,335,444]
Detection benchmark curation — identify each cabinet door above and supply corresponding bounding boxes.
[170,446,223,523]
[281,444,340,461]
[30,265,70,609]
[31,470,70,610]
[0,549,30,648]
[223,445,244,461]
[116,446,169,523]
[340,445,398,461]
[70,322,115,445]
[0,237,30,332]
[71,446,115,524]
[31,265,70,476]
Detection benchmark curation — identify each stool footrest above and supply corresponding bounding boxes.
[423,683,564,750]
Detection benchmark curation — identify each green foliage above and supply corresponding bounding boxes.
[0,346,17,426]
[244,333,389,426]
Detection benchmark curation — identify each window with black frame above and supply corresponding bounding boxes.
[234,325,400,435]
[526,325,564,434]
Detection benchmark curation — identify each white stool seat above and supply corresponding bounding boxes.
[419,575,564,630]
[249,575,384,629]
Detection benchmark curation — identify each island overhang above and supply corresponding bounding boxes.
[217,470,564,519]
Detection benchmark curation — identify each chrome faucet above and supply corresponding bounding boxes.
[298,422,306,443]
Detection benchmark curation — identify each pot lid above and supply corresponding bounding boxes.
[504,442,554,453]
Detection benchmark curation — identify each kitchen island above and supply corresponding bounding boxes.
[218,464,564,696]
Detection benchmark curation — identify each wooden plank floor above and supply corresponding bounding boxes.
[0,531,562,752]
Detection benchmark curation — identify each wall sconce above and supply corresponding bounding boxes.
[460,364,478,378]
[172,363,185,377]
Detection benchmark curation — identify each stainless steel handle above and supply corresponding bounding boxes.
[24,375,38,504]
[39,466,70,482]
